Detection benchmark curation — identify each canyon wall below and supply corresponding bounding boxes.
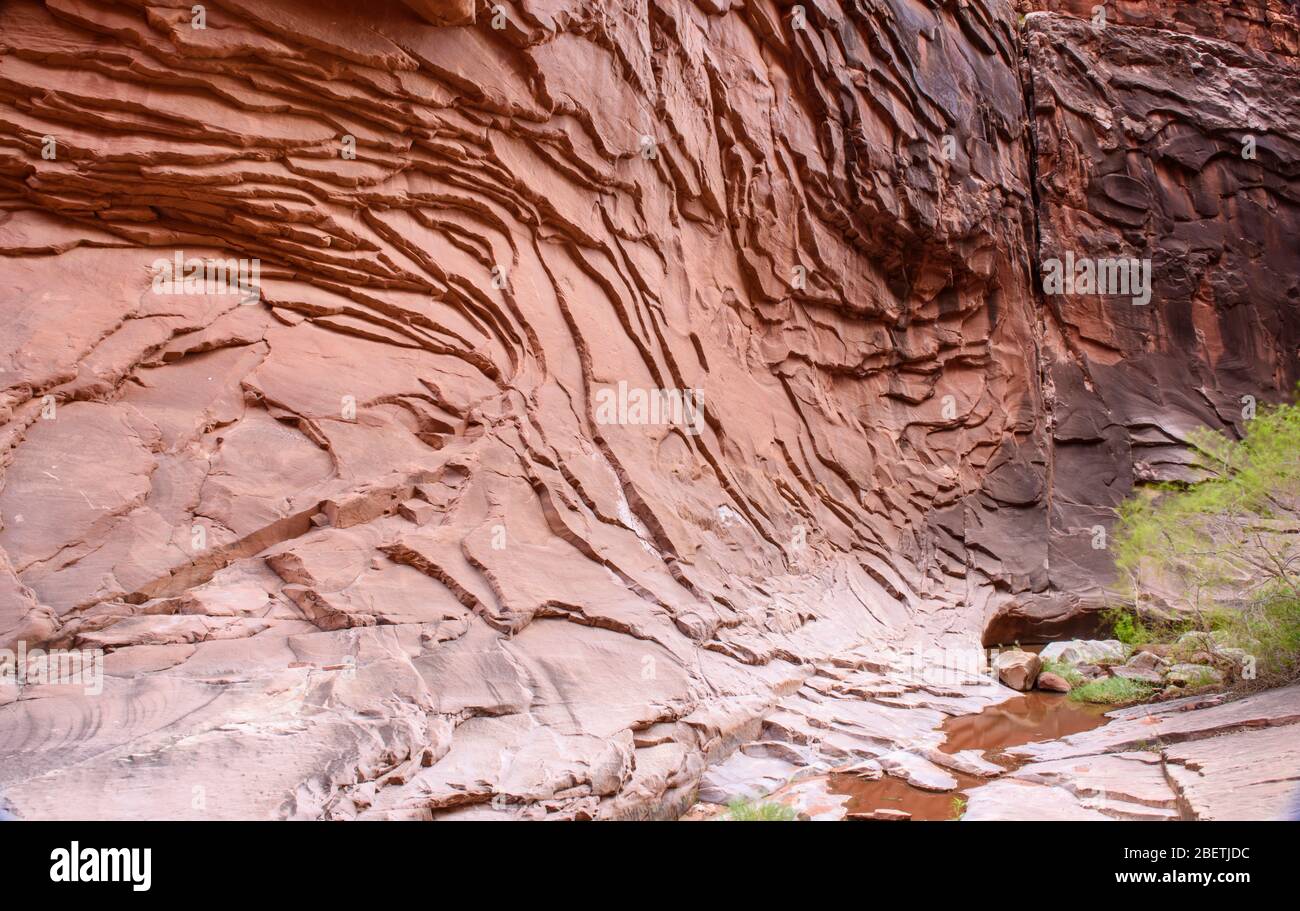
[993,0,1300,641]
[0,0,1294,818]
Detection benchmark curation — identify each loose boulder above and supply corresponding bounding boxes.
[1036,671,1072,693]
[1177,631,1222,653]
[1126,651,1168,672]
[1167,664,1225,688]
[1111,665,1165,685]
[1040,640,1127,666]
[994,650,1042,691]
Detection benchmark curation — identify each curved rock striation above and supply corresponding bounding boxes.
[0,0,1295,818]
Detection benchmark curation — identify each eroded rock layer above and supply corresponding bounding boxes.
[0,0,1296,818]
[1026,0,1300,55]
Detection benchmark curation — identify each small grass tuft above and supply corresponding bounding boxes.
[1068,676,1156,705]
[723,797,797,821]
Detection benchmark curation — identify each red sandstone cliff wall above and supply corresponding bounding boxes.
[0,0,1294,818]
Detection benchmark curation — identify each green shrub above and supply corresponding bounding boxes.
[1109,610,1149,647]
[1111,394,1300,686]
[1213,581,1300,682]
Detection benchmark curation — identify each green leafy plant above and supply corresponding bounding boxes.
[1108,610,1149,646]
[949,795,967,821]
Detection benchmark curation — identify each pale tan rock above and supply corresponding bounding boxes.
[994,650,1042,691]
[878,751,960,792]
[922,747,1004,779]
[1040,640,1126,666]
[1127,651,1167,672]
[1166,664,1225,688]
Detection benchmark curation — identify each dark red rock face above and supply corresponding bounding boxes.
[1026,7,1300,606]
[0,0,1294,819]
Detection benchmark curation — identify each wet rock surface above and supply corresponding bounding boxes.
[714,683,1300,822]
[0,0,1297,818]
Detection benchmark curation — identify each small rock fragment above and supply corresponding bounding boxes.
[847,808,912,821]
[398,498,437,526]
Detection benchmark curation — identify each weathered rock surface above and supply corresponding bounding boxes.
[964,752,1179,821]
[849,808,912,821]
[1026,0,1300,55]
[1111,665,1164,685]
[691,647,1012,807]
[0,0,1296,819]
[1127,651,1167,672]
[964,684,1300,820]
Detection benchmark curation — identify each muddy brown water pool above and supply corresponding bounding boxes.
[827,692,1111,820]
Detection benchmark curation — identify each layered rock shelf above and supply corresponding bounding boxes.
[0,0,1296,819]
[965,684,1300,821]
